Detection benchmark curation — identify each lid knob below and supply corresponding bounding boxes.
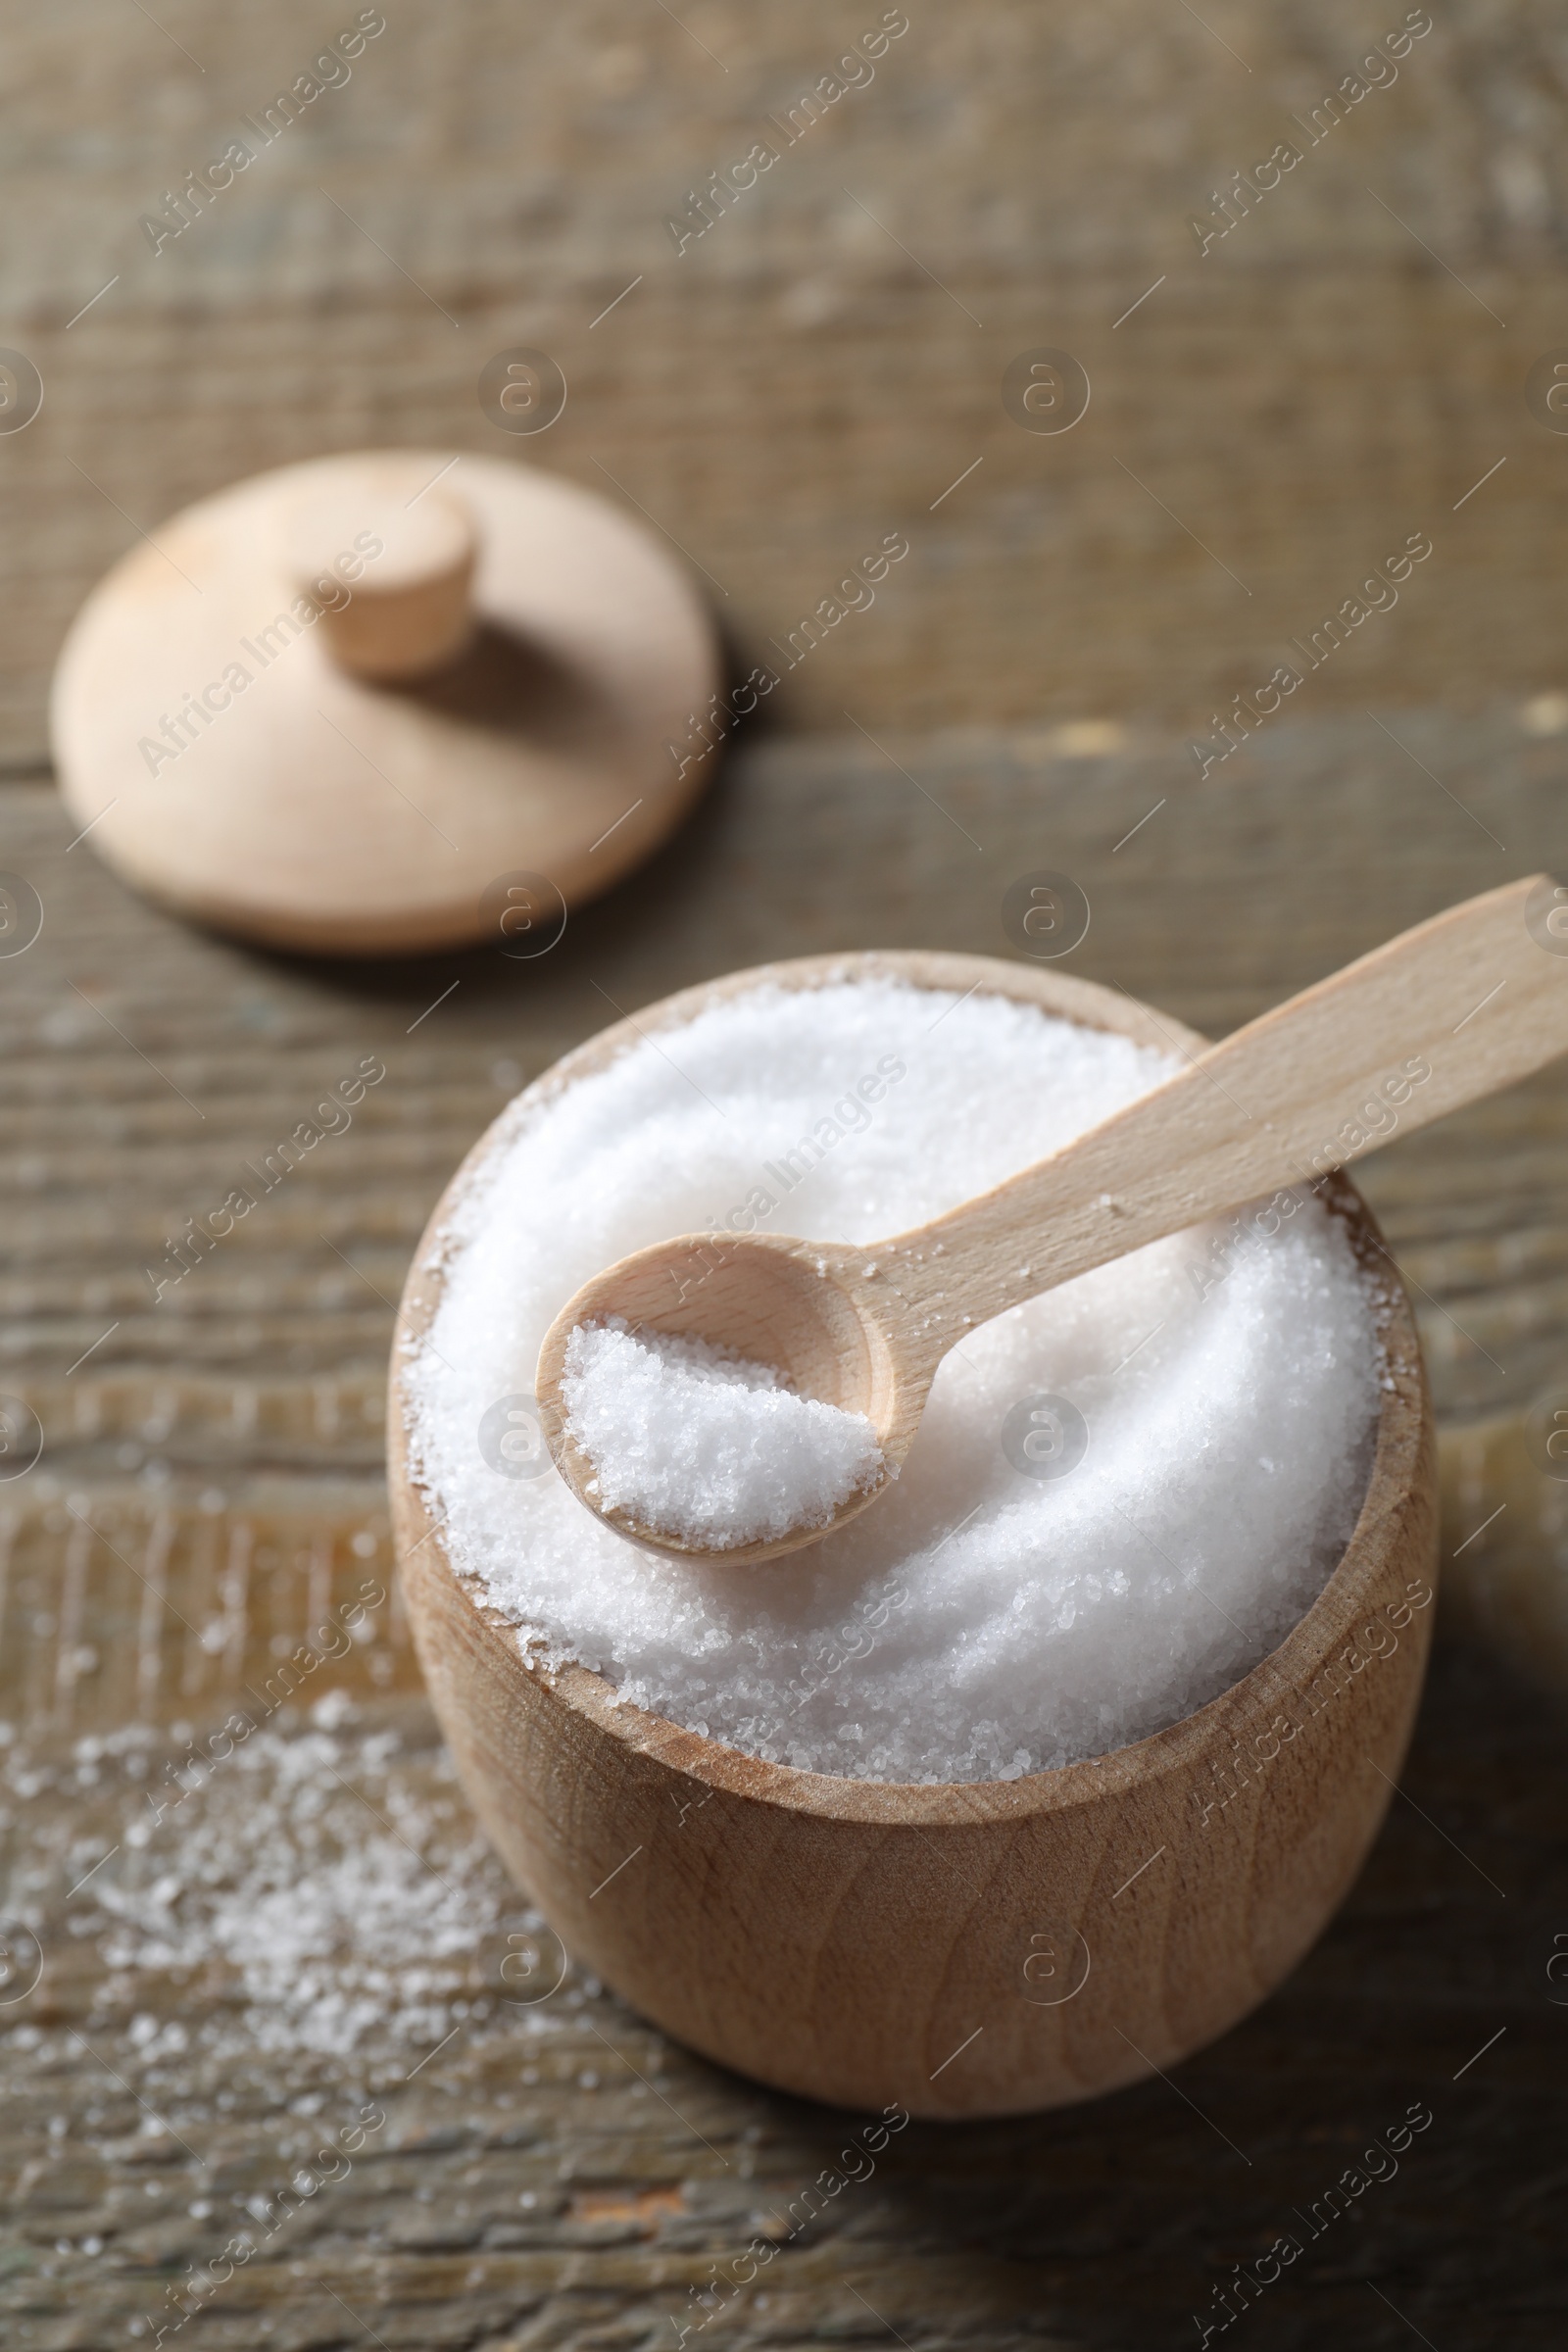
[287,486,477,682]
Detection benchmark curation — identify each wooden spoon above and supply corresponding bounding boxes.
[536,873,1568,1564]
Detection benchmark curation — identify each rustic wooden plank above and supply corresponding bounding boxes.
[4,3,1568,760]
[5,3,1568,2330]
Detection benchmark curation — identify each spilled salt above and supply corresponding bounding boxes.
[404,977,1381,1785]
[47,1713,519,2059]
[562,1321,884,1548]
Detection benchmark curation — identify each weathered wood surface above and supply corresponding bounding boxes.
[5,1,1568,757]
[1,716,1565,2348]
[6,0,1568,2338]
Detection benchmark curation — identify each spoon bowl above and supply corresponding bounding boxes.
[535,1230,912,1561]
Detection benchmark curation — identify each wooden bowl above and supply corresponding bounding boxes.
[389,952,1438,2119]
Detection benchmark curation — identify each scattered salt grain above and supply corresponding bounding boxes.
[561,1321,883,1548]
[405,977,1380,1785]
[80,1726,514,2056]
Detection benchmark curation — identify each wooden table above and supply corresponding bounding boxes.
[2,727,1566,2352]
[5,3,1568,2346]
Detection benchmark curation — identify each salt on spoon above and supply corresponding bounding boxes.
[560,1320,883,1549]
[538,874,1568,1565]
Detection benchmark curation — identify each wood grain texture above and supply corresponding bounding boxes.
[5,0,1568,2319]
[7,3,1568,762]
[0,717,1562,2343]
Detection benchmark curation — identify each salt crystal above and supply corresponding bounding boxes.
[57,1724,517,2057]
[561,1321,883,1548]
[405,979,1380,1784]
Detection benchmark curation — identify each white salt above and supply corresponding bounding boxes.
[404,976,1381,1784]
[561,1321,884,1548]
[74,1718,515,2057]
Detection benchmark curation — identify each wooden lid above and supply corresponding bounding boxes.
[50,449,722,956]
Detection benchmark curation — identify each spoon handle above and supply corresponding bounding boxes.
[887,874,1568,1354]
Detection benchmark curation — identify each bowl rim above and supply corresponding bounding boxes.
[389,948,1431,1831]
